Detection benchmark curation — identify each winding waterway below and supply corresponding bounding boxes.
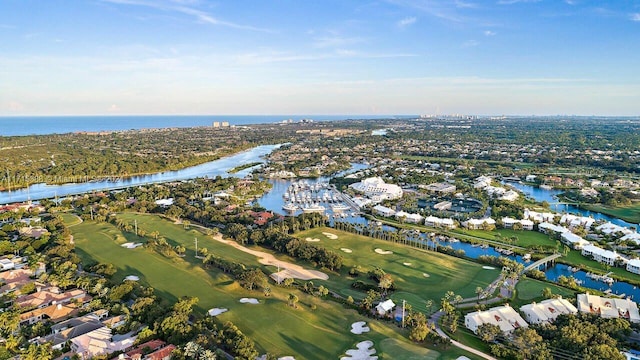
[0,144,280,204]
[505,181,639,231]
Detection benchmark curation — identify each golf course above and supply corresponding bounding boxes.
[67,213,485,360]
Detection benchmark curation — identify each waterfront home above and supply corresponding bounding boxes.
[373,205,396,217]
[395,211,423,224]
[519,298,578,325]
[580,244,625,266]
[559,214,595,229]
[464,304,528,334]
[627,259,640,275]
[465,218,496,230]
[501,217,534,231]
[424,216,456,229]
[560,232,591,250]
[524,209,556,223]
[596,222,634,237]
[538,222,569,236]
[577,293,640,323]
[620,233,640,245]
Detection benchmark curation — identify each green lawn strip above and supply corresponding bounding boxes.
[580,203,640,224]
[452,229,555,248]
[513,278,577,307]
[59,212,83,227]
[70,219,443,359]
[560,249,640,284]
[296,227,500,308]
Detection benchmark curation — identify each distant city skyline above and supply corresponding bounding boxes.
[1,0,639,116]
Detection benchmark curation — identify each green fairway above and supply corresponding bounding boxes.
[67,214,473,359]
[296,228,501,312]
[59,212,83,227]
[452,228,555,248]
[581,202,640,224]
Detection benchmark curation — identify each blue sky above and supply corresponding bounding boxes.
[1,0,639,115]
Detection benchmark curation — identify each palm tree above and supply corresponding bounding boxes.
[184,341,203,359]
[475,286,484,302]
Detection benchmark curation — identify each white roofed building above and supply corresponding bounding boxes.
[621,233,640,245]
[597,222,634,237]
[465,218,496,230]
[373,205,396,217]
[524,209,556,223]
[561,232,591,250]
[581,244,625,266]
[350,177,403,203]
[519,298,578,325]
[627,259,640,275]
[375,299,396,316]
[559,214,595,229]
[577,293,640,323]
[538,222,569,235]
[425,216,456,229]
[464,304,528,334]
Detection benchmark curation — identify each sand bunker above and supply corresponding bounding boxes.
[239,298,259,304]
[341,248,353,253]
[211,234,328,281]
[350,321,371,335]
[341,340,377,360]
[305,237,321,242]
[423,273,430,278]
[208,308,228,316]
[121,242,143,249]
[482,266,496,270]
[403,262,412,266]
[278,357,296,360]
[374,248,393,255]
[124,275,139,281]
[323,232,339,240]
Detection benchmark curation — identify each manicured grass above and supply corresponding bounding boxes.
[452,228,555,248]
[581,202,640,224]
[59,212,82,227]
[67,214,449,359]
[296,228,501,312]
[514,278,576,305]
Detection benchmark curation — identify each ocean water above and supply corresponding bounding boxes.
[0,115,405,136]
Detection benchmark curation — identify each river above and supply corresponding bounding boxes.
[0,144,280,204]
[505,181,639,231]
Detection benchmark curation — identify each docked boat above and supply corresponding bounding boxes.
[523,253,531,261]
[302,204,326,214]
[282,203,299,212]
[331,203,350,212]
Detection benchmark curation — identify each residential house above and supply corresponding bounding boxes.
[422,182,456,194]
[19,303,78,326]
[576,293,640,323]
[424,216,456,229]
[581,244,625,266]
[597,222,634,237]
[70,326,137,359]
[464,304,528,334]
[519,298,578,325]
[627,259,640,275]
[373,205,396,217]
[524,209,556,223]
[559,214,595,229]
[561,232,591,250]
[538,222,569,236]
[0,269,33,295]
[465,218,496,230]
[620,233,640,245]
[16,287,91,309]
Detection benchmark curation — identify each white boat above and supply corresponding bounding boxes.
[302,204,326,213]
[540,184,553,190]
[331,203,350,212]
[523,254,531,261]
[282,203,299,212]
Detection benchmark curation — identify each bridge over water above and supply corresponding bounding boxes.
[522,253,562,274]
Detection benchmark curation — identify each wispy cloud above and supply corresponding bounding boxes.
[234,49,417,65]
[454,0,477,9]
[631,13,640,22]
[385,0,467,23]
[313,36,363,48]
[483,30,496,36]
[397,16,417,27]
[564,0,577,5]
[462,40,479,47]
[497,0,541,5]
[101,0,273,32]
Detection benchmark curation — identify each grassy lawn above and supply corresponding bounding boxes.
[67,214,462,360]
[513,278,576,307]
[59,212,83,227]
[295,228,501,312]
[452,228,555,248]
[581,202,640,224]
